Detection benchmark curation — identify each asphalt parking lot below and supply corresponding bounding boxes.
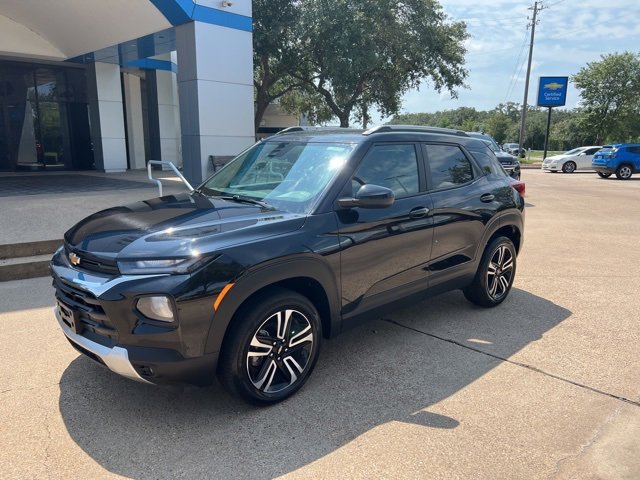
[1,169,639,479]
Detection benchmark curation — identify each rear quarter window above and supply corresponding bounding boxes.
[467,148,508,178]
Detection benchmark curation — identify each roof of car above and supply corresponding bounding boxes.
[265,124,475,145]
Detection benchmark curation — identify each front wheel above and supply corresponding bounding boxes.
[464,237,517,307]
[218,288,321,405]
[597,172,612,178]
[562,161,576,173]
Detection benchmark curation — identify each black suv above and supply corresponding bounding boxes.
[51,126,524,404]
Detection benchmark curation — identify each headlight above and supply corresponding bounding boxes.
[136,296,174,322]
[118,255,216,274]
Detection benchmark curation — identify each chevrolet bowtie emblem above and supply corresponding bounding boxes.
[544,82,564,90]
[68,252,81,266]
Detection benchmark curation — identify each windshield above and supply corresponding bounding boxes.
[481,139,501,153]
[564,148,585,155]
[199,141,356,214]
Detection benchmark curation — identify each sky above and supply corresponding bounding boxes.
[381,0,640,120]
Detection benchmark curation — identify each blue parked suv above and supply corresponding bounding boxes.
[592,144,640,179]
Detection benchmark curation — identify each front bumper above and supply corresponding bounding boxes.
[55,306,151,383]
[50,247,235,385]
[541,163,560,171]
[501,164,521,179]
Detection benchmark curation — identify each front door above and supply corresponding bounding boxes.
[336,143,434,319]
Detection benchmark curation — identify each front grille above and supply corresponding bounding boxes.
[65,244,120,276]
[54,278,118,342]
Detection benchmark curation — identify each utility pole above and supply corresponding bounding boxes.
[518,1,543,156]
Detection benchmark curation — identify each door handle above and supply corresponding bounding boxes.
[480,194,495,203]
[409,207,430,218]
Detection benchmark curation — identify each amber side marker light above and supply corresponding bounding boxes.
[214,283,235,311]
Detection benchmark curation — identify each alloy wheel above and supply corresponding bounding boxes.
[246,309,314,394]
[486,245,514,301]
[619,166,632,179]
[564,162,575,173]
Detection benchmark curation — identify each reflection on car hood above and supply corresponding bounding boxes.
[64,192,306,259]
[495,151,518,164]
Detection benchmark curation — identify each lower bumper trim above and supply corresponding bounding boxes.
[54,307,152,384]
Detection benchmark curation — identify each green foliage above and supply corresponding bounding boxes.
[253,0,302,130]
[291,0,469,127]
[389,105,598,150]
[572,52,640,144]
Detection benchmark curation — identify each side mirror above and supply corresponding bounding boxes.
[578,152,586,156]
[338,184,395,209]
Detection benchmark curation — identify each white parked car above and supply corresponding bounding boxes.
[542,146,602,173]
[503,143,522,156]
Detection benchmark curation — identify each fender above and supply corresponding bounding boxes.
[203,253,342,355]
[472,208,524,268]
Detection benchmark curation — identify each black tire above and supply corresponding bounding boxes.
[464,236,517,308]
[218,287,322,405]
[615,164,633,180]
[562,161,576,173]
[597,172,612,178]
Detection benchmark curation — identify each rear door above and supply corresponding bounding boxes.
[627,146,640,169]
[422,143,501,287]
[336,143,434,318]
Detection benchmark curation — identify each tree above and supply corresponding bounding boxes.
[294,0,469,127]
[549,112,595,151]
[484,112,511,144]
[253,0,302,131]
[572,52,640,143]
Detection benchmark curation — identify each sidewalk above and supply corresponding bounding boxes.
[0,170,189,246]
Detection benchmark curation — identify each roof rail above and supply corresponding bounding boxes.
[363,125,469,137]
[275,126,353,135]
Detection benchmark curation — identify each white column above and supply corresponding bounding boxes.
[89,62,127,172]
[176,20,255,184]
[156,55,181,167]
[122,73,146,169]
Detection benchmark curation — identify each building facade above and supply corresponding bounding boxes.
[0,0,255,184]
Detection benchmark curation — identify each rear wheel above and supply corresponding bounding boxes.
[597,172,612,178]
[616,164,633,180]
[562,161,576,173]
[218,288,321,405]
[464,236,517,308]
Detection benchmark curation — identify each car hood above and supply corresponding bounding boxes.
[495,151,518,164]
[545,154,568,161]
[64,192,306,259]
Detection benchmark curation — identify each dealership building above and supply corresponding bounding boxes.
[0,0,257,184]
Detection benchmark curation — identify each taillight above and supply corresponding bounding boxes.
[511,180,525,197]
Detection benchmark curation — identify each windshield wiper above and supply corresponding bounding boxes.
[219,195,274,210]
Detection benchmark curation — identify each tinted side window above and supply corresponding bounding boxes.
[424,144,474,190]
[353,144,420,198]
[470,149,508,178]
[627,146,640,154]
[585,147,600,155]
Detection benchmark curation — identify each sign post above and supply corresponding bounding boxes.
[537,76,569,160]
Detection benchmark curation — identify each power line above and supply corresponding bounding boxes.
[503,29,530,104]
[518,1,545,152]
